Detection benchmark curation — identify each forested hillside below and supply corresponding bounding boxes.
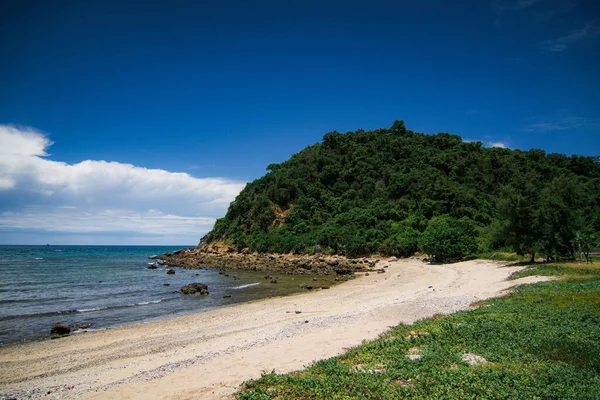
[208,121,600,261]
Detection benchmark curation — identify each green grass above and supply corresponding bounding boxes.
[477,251,525,262]
[237,262,600,399]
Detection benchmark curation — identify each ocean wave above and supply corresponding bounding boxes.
[231,282,260,290]
[0,297,69,305]
[0,299,173,321]
[32,257,44,260]
[77,299,168,313]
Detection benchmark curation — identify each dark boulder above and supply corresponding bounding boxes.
[166,268,175,275]
[334,268,353,275]
[180,282,209,295]
[50,323,71,336]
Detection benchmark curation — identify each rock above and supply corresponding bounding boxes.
[312,277,318,281]
[327,259,339,266]
[365,272,370,276]
[50,323,71,336]
[461,352,488,366]
[180,282,209,295]
[223,294,232,298]
[334,268,353,275]
[163,283,170,286]
[314,245,322,254]
[295,310,302,314]
[166,268,175,275]
[270,278,278,284]
[321,285,330,289]
[147,264,158,270]
[241,248,250,254]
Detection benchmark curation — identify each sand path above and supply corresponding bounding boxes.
[0,259,549,399]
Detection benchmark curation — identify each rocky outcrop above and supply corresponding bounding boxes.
[157,244,374,276]
[180,283,209,295]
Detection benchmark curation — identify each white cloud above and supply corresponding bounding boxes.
[0,125,246,244]
[540,23,600,52]
[524,115,598,131]
[491,0,543,13]
[488,142,508,148]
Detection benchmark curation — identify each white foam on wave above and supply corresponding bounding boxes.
[33,257,43,260]
[231,282,260,290]
[136,300,163,306]
[77,299,165,313]
[77,306,106,313]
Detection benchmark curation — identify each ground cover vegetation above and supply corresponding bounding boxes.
[208,121,600,261]
[236,260,600,399]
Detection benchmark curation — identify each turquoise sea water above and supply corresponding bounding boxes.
[0,245,312,346]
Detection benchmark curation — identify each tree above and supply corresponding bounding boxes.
[419,216,478,262]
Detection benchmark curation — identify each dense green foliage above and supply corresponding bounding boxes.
[209,121,600,260]
[237,262,600,399]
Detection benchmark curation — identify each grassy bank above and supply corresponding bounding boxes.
[237,261,600,399]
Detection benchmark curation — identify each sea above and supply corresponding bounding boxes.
[0,245,322,347]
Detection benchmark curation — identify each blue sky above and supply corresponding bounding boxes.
[1,0,599,245]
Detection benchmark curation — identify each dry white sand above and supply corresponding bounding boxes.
[0,259,551,399]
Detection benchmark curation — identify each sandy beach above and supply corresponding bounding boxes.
[0,259,550,399]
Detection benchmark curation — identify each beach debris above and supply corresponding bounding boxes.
[180,282,209,295]
[50,323,71,336]
[166,268,176,275]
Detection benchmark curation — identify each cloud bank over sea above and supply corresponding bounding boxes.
[0,125,246,244]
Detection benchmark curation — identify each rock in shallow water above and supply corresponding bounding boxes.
[50,323,71,336]
[180,282,209,295]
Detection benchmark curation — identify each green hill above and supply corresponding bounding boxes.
[207,121,600,261]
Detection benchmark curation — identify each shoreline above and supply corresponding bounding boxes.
[0,259,552,399]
